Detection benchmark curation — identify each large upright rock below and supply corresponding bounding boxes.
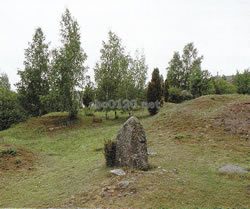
[115,116,149,170]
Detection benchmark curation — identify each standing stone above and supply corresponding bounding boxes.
[115,116,149,170]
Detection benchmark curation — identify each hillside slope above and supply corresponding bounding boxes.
[0,94,249,208]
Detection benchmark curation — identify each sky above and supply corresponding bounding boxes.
[0,0,250,89]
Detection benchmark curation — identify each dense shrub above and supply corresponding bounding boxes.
[104,140,117,167]
[234,70,250,94]
[168,87,193,103]
[189,69,212,97]
[213,78,237,94]
[168,87,181,103]
[180,90,193,101]
[0,88,26,131]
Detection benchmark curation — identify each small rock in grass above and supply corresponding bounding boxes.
[218,164,248,174]
[117,180,130,189]
[147,148,157,156]
[110,169,126,176]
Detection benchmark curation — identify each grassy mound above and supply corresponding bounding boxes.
[0,94,249,208]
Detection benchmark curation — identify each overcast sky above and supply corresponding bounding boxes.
[0,0,250,89]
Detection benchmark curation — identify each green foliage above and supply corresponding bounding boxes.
[40,92,62,113]
[104,140,117,167]
[82,76,95,108]
[0,95,249,207]
[167,52,183,88]
[166,43,238,99]
[181,43,203,90]
[164,79,169,102]
[16,27,50,116]
[168,87,182,103]
[147,68,162,115]
[0,147,17,157]
[0,88,26,131]
[189,68,212,97]
[234,69,250,94]
[181,90,193,101]
[213,77,237,94]
[0,73,11,90]
[130,50,148,101]
[117,50,148,102]
[95,31,147,116]
[84,108,95,116]
[48,9,87,119]
[168,87,193,103]
[151,68,162,100]
[95,31,128,103]
[167,43,208,100]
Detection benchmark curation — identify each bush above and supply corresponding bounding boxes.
[104,140,117,167]
[0,88,26,131]
[84,108,95,116]
[181,90,193,101]
[168,87,193,103]
[234,70,250,94]
[213,78,237,94]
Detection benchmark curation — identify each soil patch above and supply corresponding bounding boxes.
[0,144,35,173]
[214,102,250,139]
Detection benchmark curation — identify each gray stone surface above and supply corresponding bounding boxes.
[117,180,130,189]
[147,148,157,156]
[218,164,248,174]
[110,169,126,176]
[115,116,149,170]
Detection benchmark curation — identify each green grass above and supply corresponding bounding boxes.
[0,94,249,208]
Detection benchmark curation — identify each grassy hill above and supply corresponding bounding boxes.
[0,94,249,208]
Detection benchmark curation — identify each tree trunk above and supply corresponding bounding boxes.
[105,111,108,120]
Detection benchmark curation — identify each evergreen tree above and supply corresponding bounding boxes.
[147,68,162,115]
[16,27,49,116]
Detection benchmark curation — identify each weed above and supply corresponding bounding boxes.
[0,147,17,157]
[104,140,117,167]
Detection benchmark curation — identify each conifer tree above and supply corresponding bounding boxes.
[147,68,162,115]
